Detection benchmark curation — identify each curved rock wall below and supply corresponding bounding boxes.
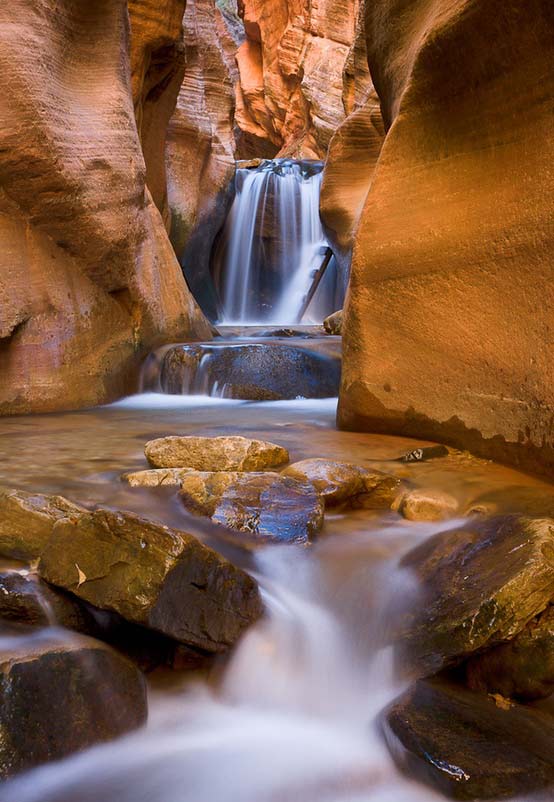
[0,0,210,415]
[338,0,554,475]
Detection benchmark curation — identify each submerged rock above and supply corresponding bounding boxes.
[179,472,324,544]
[145,435,289,472]
[281,459,400,509]
[396,489,459,522]
[397,516,554,675]
[38,508,262,653]
[466,605,554,701]
[122,468,193,487]
[0,632,147,778]
[383,678,554,800]
[0,490,84,562]
[323,309,343,335]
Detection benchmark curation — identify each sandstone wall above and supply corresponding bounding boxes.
[338,0,554,475]
[0,0,210,415]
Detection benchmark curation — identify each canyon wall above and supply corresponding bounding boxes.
[338,0,554,475]
[0,0,210,415]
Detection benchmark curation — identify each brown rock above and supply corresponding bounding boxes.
[38,507,262,652]
[0,0,210,415]
[383,677,554,801]
[466,605,554,701]
[0,631,147,778]
[0,490,84,562]
[145,435,289,471]
[122,468,193,487]
[179,471,324,544]
[397,489,459,522]
[323,310,343,336]
[397,516,554,675]
[281,459,400,509]
[337,0,554,478]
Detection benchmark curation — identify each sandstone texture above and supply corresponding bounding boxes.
[179,471,324,543]
[38,508,262,652]
[0,632,147,778]
[281,459,400,509]
[323,310,343,336]
[338,1,554,476]
[145,435,289,471]
[384,678,554,801]
[0,0,210,415]
[397,516,554,675]
[0,491,84,562]
[122,468,193,487]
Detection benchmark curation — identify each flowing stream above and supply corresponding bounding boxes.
[0,384,552,802]
[213,160,342,324]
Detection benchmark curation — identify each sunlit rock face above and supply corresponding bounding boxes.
[166,0,240,319]
[235,0,369,159]
[0,0,210,415]
[338,0,554,476]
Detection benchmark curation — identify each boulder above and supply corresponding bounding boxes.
[0,571,95,633]
[122,468,193,487]
[179,472,324,544]
[466,605,554,701]
[145,435,289,472]
[0,490,84,562]
[38,508,262,653]
[323,310,343,335]
[281,459,400,509]
[383,678,554,801]
[396,489,459,522]
[0,631,147,778]
[397,516,554,675]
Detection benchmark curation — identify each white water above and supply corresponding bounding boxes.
[216,161,336,325]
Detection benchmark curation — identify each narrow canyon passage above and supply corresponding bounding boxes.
[0,1,553,801]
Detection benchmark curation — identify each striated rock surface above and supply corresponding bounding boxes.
[0,632,147,778]
[384,678,554,801]
[0,0,210,415]
[166,0,240,319]
[39,508,263,653]
[179,471,324,543]
[145,435,289,471]
[338,1,554,476]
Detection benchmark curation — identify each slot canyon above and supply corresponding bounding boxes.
[0,2,553,801]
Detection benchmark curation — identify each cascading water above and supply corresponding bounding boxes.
[213,160,343,325]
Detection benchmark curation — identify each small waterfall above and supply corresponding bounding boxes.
[213,160,343,325]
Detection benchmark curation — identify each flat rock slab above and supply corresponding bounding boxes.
[397,515,554,675]
[38,508,263,653]
[281,458,401,508]
[0,632,146,778]
[0,490,84,562]
[383,678,554,800]
[179,472,324,544]
[145,435,289,472]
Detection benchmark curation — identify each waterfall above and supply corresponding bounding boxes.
[213,160,342,325]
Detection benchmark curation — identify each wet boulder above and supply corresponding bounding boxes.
[179,471,324,544]
[323,309,343,335]
[121,468,193,487]
[145,435,289,472]
[158,342,341,400]
[383,678,554,801]
[397,516,554,675]
[0,631,147,778]
[281,459,401,509]
[466,604,554,701]
[396,488,459,522]
[0,490,84,562]
[38,508,263,653]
